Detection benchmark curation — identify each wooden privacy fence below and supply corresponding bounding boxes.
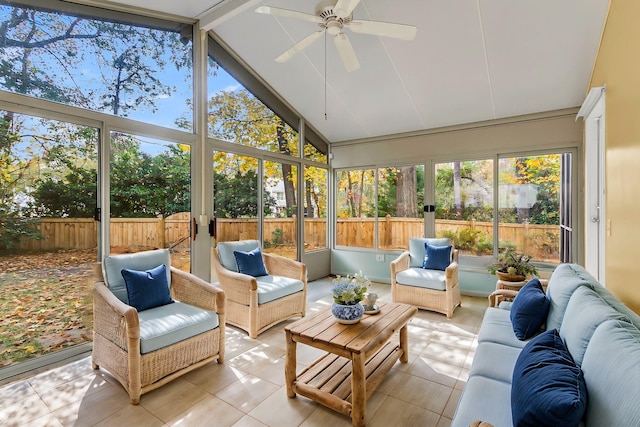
[14,214,558,261]
[16,212,191,253]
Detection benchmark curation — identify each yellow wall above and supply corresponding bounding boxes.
[590,0,640,313]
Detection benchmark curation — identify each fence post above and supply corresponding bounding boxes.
[385,215,391,247]
[159,216,166,249]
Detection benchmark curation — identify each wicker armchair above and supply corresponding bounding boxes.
[390,237,461,318]
[212,240,307,339]
[92,249,225,404]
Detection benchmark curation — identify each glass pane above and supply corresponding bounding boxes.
[264,161,297,259]
[0,111,97,367]
[304,166,328,251]
[378,166,425,250]
[213,152,259,243]
[207,60,299,157]
[498,155,562,263]
[110,132,191,271]
[435,160,494,263]
[0,3,193,130]
[336,169,375,248]
[304,138,327,163]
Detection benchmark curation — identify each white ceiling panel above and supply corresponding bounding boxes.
[94,0,609,143]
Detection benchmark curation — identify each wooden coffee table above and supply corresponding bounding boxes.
[284,302,417,426]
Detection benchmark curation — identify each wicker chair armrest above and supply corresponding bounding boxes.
[444,261,459,289]
[390,251,410,278]
[488,289,519,307]
[263,252,307,283]
[93,281,140,348]
[170,267,225,314]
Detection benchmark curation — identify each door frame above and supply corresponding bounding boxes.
[578,86,606,284]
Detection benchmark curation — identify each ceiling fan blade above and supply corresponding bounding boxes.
[275,31,323,63]
[349,20,417,40]
[255,6,323,24]
[334,0,361,19]
[333,33,360,72]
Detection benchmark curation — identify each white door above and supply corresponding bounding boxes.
[579,87,606,283]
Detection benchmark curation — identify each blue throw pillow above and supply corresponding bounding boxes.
[510,278,550,340]
[121,264,173,312]
[512,328,588,427]
[422,243,451,271]
[234,247,268,277]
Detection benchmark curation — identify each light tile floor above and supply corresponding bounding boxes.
[0,279,487,427]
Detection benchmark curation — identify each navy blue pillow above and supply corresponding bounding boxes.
[121,264,173,312]
[234,247,268,277]
[512,328,588,427]
[510,278,550,340]
[422,243,452,271]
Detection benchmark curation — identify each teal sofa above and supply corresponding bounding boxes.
[452,264,640,426]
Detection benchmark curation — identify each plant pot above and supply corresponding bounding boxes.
[331,302,364,324]
[496,271,526,282]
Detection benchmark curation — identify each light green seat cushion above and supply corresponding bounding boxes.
[395,267,446,291]
[137,301,219,354]
[256,275,304,304]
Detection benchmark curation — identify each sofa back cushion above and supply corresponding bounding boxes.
[409,237,451,268]
[217,240,260,272]
[103,249,171,305]
[546,264,598,330]
[581,320,640,427]
[422,243,452,271]
[560,286,631,366]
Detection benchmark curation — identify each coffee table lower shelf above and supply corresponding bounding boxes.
[292,341,402,418]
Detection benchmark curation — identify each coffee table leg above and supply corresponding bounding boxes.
[399,323,409,363]
[285,331,296,398]
[351,351,366,427]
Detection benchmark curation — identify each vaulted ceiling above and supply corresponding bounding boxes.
[104,0,609,143]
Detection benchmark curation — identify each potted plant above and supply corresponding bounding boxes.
[331,271,370,324]
[487,248,538,281]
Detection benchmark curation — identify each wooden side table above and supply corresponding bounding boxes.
[284,302,417,427]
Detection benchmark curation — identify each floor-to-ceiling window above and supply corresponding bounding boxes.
[0,110,98,369]
[435,159,494,266]
[109,132,191,269]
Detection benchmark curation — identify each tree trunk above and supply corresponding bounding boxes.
[276,121,296,213]
[396,166,417,217]
[305,179,314,218]
[453,161,462,219]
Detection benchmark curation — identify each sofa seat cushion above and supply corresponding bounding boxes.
[395,267,446,291]
[138,302,219,354]
[256,275,304,304]
[581,320,640,427]
[477,308,528,349]
[469,342,522,384]
[511,328,587,427]
[560,286,631,366]
[450,376,513,427]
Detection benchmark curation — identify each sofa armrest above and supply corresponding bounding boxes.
[488,289,519,307]
[263,252,307,283]
[170,267,225,315]
[93,281,140,351]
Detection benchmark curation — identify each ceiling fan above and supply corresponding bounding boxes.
[255,0,417,72]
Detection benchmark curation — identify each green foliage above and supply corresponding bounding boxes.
[213,169,276,218]
[487,247,538,276]
[0,207,41,254]
[440,229,493,255]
